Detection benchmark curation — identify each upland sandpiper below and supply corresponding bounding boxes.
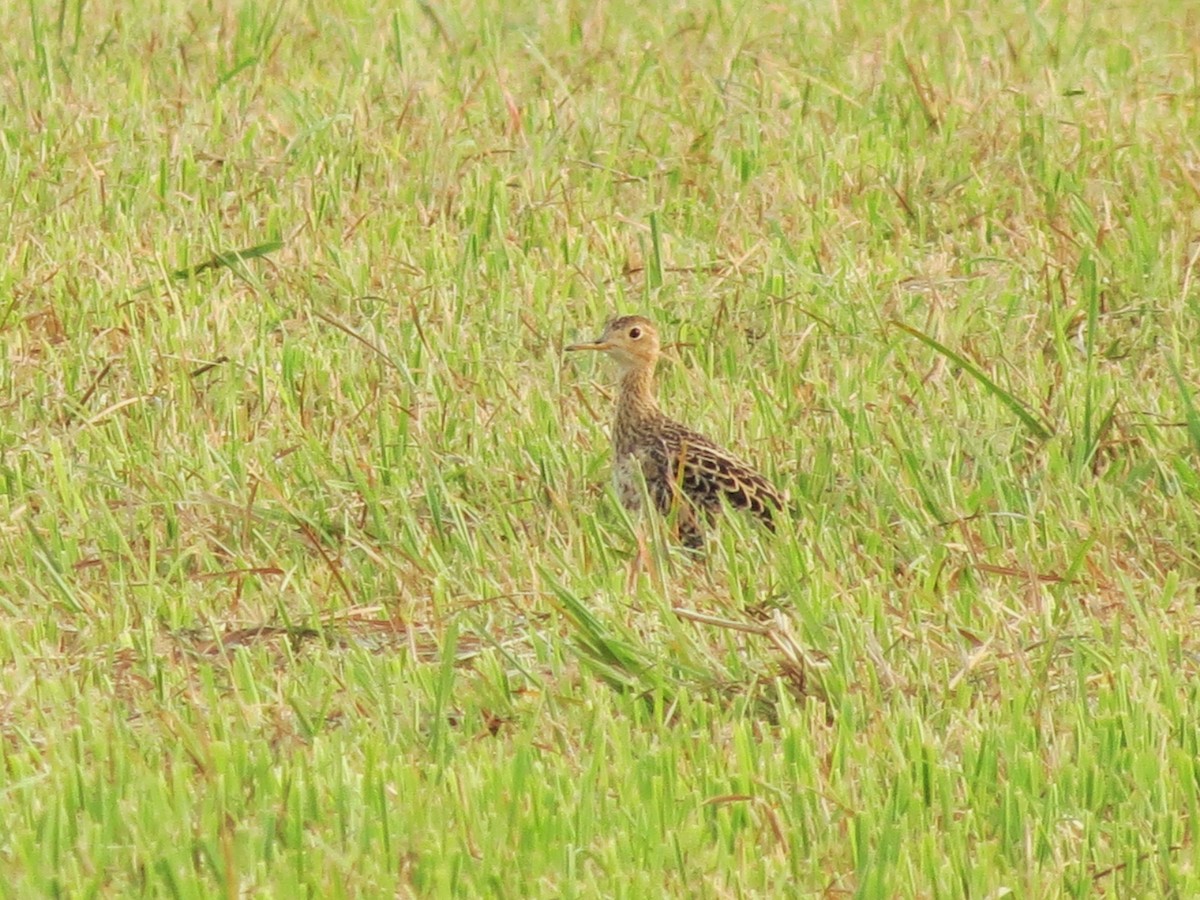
[566,316,783,570]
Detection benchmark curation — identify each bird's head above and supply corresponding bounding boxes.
[565,315,660,374]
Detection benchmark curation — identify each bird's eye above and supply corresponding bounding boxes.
[628,327,642,339]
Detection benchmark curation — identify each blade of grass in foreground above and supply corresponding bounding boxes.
[134,240,284,292]
[891,320,1054,441]
[169,240,283,279]
[1168,354,1200,455]
[543,572,648,691]
[542,567,721,701]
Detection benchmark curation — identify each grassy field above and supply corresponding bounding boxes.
[4,0,1200,895]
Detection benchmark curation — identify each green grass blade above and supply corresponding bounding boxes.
[543,571,647,678]
[1168,354,1200,455]
[891,320,1054,440]
[169,240,283,280]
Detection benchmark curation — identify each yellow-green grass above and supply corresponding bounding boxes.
[4,0,1200,895]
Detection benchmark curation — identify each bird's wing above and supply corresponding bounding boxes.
[649,423,783,527]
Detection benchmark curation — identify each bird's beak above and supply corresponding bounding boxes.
[565,339,611,352]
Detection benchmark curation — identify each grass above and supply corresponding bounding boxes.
[3,0,1200,895]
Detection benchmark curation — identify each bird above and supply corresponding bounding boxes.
[565,315,783,563]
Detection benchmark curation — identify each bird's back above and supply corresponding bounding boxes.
[615,411,782,546]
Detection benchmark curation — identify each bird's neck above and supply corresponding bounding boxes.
[614,364,660,450]
[618,364,657,410]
